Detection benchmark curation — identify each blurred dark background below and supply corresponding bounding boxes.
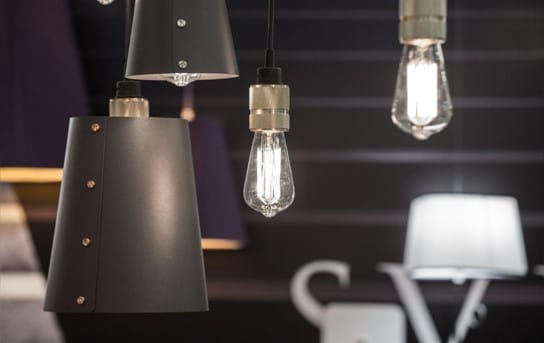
[16,0,544,341]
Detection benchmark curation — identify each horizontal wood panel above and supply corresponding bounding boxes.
[81,59,544,99]
[215,109,544,151]
[226,1,544,10]
[205,224,544,280]
[72,18,544,52]
[231,18,544,51]
[70,0,544,13]
[197,61,543,98]
[231,162,544,211]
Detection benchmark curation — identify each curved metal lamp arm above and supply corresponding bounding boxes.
[447,279,489,343]
[290,260,350,328]
[377,263,441,343]
[379,263,492,343]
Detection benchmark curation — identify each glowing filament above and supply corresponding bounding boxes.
[407,60,438,126]
[256,133,282,205]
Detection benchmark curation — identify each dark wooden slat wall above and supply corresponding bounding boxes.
[44,0,544,341]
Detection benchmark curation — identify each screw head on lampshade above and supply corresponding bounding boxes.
[403,194,528,281]
[125,0,239,87]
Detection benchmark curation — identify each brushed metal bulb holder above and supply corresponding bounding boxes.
[399,0,447,44]
[109,98,149,118]
[249,84,290,132]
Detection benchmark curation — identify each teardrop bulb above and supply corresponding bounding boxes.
[392,43,452,140]
[243,131,295,217]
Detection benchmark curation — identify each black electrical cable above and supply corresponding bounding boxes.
[265,0,275,67]
[258,0,282,84]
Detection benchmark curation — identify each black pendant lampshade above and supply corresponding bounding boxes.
[0,0,88,182]
[125,0,239,86]
[44,116,208,313]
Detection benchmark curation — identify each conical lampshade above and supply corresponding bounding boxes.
[190,116,246,250]
[125,0,238,86]
[44,117,208,313]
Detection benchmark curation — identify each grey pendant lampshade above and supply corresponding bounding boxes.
[44,117,208,313]
[125,0,239,87]
[0,0,88,182]
[190,116,246,250]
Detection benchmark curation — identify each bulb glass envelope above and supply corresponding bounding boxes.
[404,194,528,280]
[125,0,238,86]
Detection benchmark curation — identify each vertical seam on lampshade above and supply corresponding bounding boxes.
[92,117,108,312]
[171,0,175,72]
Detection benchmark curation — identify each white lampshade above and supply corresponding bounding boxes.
[404,194,528,280]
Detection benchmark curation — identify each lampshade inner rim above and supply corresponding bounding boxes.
[128,73,239,81]
[408,266,527,280]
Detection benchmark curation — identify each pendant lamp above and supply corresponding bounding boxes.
[0,0,88,183]
[125,0,239,87]
[44,82,208,313]
[44,0,209,312]
[243,0,295,218]
[182,85,247,250]
[391,0,453,140]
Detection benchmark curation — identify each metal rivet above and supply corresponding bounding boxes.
[76,296,86,305]
[90,123,100,132]
[82,238,91,247]
[86,180,96,189]
[178,60,188,69]
[176,18,186,28]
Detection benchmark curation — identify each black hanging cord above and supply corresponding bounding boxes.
[257,0,282,84]
[265,0,275,67]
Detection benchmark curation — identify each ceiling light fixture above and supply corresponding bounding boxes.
[243,0,295,218]
[125,0,239,87]
[391,0,453,140]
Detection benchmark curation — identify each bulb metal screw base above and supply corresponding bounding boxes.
[109,81,149,118]
[109,98,150,118]
[249,84,290,132]
[399,0,447,44]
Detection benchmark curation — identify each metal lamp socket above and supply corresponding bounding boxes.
[249,84,290,132]
[109,98,150,118]
[399,0,447,45]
